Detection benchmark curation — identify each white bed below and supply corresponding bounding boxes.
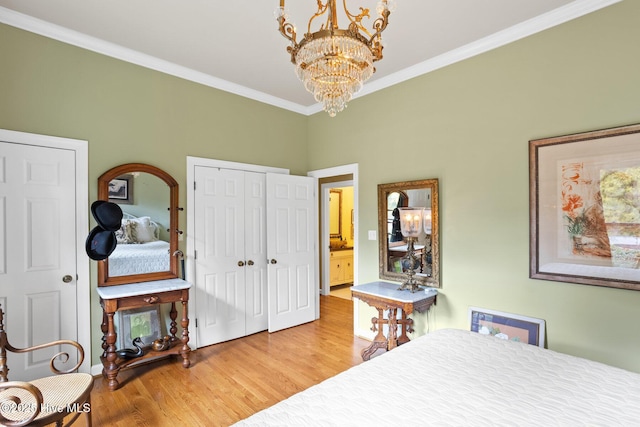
[109,213,170,276]
[235,328,640,426]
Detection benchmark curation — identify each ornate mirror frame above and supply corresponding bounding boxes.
[377,178,440,287]
[97,163,179,287]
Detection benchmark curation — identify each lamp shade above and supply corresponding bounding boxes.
[399,207,423,238]
[423,208,432,234]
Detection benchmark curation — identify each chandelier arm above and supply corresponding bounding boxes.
[278,19,298,46]
[309,1,330,35]
[342,0,373,37]
[277,1,298,45]
[368,9,390,46]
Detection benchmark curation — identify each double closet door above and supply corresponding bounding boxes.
[193,166,317,347]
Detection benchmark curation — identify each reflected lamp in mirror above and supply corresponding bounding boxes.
[423,208,432,235]
[398,208,423,292]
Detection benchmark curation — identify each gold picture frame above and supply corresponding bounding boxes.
[529,123,640,290]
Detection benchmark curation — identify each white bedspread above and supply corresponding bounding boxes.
[235,329,640,426]
[108,240,170,276]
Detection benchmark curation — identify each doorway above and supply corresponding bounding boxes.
[307,164,359,306]
[324,182,354,299]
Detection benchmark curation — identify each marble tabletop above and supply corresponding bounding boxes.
[97,278,191,299]
[351,281,437,302]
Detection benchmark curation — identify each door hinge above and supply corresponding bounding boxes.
[194,181,196,190]
[194,250,197,260]
[195,318,198,328]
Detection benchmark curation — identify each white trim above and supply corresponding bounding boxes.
[0,0,621,116]
[185,156,289,349]
[0,6,309,116]
[355,0,622,102]
[307,164,359,329]
[0,129,90,374]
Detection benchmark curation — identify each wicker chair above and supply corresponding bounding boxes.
[0,305,93,426]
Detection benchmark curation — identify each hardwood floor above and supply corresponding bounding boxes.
[90,295,369,426]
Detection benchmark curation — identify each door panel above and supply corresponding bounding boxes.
[244,172,268,335]
[267,173,317,333]
[194,167,246,345]
[0,141,78,380]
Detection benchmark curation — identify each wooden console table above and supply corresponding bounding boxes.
[97,278,191,391]
[351,281,437,361]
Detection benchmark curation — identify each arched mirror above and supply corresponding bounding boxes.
[97,163,179,286]
[378,179,440,287]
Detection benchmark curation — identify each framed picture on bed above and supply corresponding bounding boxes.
[108,174,134,204]
[529,123,640,291]
[469,307,545,347]
[117,306,162,349]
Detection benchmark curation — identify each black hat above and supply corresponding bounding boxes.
[91,200,123,232]
[85,226,117,261]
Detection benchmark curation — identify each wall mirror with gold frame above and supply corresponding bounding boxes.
[97,163,179,286]
[378,179,440,287]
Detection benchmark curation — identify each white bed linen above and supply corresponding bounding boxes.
[235,328,640,426]
[108,240,170,276]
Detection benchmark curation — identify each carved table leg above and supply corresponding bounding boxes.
[100,310,108,361]
[397,309,413,346]
[361,307,389,361]
[103,311,120,391]
[180,301,191,368]
[387,308,399,350]
[169,302,178,341]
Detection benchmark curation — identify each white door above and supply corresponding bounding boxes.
[244,172,268,335]
[266,173,317,333]
[0,141,78,380]
[193,166,247,345]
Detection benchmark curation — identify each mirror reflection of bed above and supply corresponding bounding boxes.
[110,212,170,276]
[98,163,179,286]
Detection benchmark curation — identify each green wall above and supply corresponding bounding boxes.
[0,22,308,365]
[308,1,640,372]
[2,1,640,373]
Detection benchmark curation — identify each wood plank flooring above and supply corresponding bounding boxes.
[89,295,368,426]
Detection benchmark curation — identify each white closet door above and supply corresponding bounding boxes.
[244,172,268,335]
[194,166,246,345]
[266,173,317,333]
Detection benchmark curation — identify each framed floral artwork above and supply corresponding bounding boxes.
[529,123,640,290]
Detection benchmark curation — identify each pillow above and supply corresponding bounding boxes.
[117,217,158,244]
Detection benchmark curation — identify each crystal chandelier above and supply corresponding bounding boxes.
[276,1,395,117]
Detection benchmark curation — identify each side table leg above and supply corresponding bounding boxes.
[100,310,108,361]
[103,311,120,391]
[361,308,389,361]
[397,309,413,346]
[387,308,398,350]
[169,302,178,340]
[180,300,191,368]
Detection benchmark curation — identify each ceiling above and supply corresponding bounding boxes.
[0,0,620,115]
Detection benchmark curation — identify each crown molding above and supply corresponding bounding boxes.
[0,0,621,116]
[0,6,308,115]
[356,0,622,101]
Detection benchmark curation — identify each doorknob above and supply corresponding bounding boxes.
[270,259,277,264]
[247,260,254,266]
[238,261,245,267]
[62,275,73,283]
